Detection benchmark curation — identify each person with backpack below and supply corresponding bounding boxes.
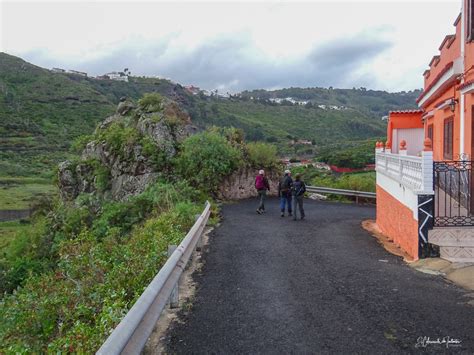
[291,173,306,220]
[278,169,293,217]
[255,169,270,214]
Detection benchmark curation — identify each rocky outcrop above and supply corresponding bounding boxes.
[58,96,197,201]
[217,168,280,200]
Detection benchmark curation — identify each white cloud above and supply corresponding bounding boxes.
[1,0,463,92]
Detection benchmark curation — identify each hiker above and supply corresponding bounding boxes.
[255,169,270,214]
[278,169,293,217]
[291,173,306,220]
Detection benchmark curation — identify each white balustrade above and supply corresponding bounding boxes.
[376,149,433,194]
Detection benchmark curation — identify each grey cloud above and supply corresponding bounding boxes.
[20,32,393,92]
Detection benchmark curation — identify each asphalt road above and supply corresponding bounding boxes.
[164,198,474,354]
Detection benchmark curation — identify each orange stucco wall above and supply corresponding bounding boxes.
[420,0,474,161]
[376,185,419,260]
[423,88,458,161]
[424,18,461,89]
[386,112,423,147]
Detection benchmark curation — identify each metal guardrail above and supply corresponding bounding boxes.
[306,186,376,200]
[97,201,211,355]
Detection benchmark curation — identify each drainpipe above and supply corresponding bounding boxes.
[460,0,466,158]
[460,94,465,158]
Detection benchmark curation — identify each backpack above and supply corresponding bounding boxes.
[255,175,266,190]
[293,181,306,196]
[280,175,291,192]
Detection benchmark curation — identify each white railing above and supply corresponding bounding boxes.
[376,149,433,194]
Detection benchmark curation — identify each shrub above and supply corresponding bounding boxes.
[175,131,243,192]
[311,171,375,201]
[246,142,278,168]
[138,93,163,113]
[70,134,94,154]
[0,216,53,294]
[140,136,169,171]
[208,126,245,147]
[0,183,204,352]
[81,159,111,192]
[96,122,139,159]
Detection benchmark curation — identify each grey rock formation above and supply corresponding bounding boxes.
[116,98,135,116]
[58,161,78,200]
[217,168,280,200]
[58,98,195,201]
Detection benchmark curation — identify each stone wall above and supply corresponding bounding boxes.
[217,168,280,200]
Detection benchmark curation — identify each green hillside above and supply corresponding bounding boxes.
[194,99,384,147]
[240,87,421,119]
[0,52,421,178]
[0,53,193,178]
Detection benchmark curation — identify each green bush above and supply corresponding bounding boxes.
[81,159,111,192]
[317,139,379,169]
[246,142,278,168]
[140,136,169,171]
[96,122,139,159]
[311,171,375,194]
[0,181,204,352]
[0,216,53,294]
[138,93,163,113]
[70,134,94,154]
[175,131,243,192]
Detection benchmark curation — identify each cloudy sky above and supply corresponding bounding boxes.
[0,0,463,92]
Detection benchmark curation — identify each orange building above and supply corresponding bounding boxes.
[376,0,474,261]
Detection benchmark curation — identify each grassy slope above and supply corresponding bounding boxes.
[0,52,198,178]
[0,220,31,255]
[240,87,421,119]
[0,53,115,178]
[205,99,385,146]
[0,178,55,209]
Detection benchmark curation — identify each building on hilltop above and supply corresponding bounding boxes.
[51,67,66,73]
[104,71,129,82]
[184,85,201,95]
[375,0,474,262]
[68,70,87,77]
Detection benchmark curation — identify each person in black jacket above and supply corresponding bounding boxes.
[278,169,293,217]
[291,173,306,220]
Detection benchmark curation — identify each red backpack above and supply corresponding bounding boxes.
[255,175,266,190]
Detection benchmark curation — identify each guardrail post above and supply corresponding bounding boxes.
[168,245,179,308]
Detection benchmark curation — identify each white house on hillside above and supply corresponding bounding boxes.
[105,72,129,82]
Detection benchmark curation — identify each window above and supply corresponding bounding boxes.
[428,124,433,143]
[444,118,454,160]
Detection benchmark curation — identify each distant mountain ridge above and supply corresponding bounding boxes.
[0,52,420,177]
[239,87,421,119]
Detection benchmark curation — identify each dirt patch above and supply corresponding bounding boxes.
[143,226,215,354]
[361,219,414,262]
[446,266,474,291]
[409,258,474,294]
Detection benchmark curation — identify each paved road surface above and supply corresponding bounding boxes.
[164,198,474,354]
